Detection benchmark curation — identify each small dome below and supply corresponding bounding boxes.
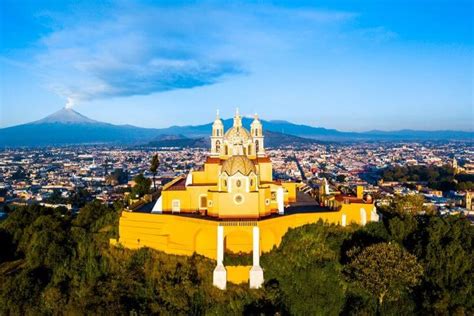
[213,110,223,127]
[221,155,256,176]
[213,118,223,127]
[251,113,262,127]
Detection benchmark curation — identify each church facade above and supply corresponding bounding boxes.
[154,110,296,219]
[113,110,378,290]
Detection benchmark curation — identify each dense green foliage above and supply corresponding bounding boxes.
[384,194,436,216]
[223,251,253,266]
[0,202,472,315]
[131,173,152,198]
[106,168,129,185]
[380,164,474,191]
[44,188,92,208]
[262,223,350,315]
[344,242,423,308]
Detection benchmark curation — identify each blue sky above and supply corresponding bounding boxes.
[1,0,472,131]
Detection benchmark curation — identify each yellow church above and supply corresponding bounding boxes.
[113,110,378,290]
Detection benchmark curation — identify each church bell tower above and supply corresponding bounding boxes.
[251,113,265,156]
[211,110,224,157]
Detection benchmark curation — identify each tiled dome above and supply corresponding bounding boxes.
[221,155,256,176]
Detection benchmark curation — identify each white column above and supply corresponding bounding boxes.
[213,225,226,290]
[277,187,284,215]
[371,206,379,222]
[249,226,264,289]
[360,208,367,226]
[252,226,260,266]
[341,213,346,227]
[217,225,224,265]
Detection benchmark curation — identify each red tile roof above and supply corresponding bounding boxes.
[334,194,367,204]
[206,157,221,164]
[165,178,187,191]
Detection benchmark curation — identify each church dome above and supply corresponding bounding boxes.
[221,155,256,176]
[224,126,251,142]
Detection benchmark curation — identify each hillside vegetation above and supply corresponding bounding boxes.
[0,200,472,315]
[380,164,474,191]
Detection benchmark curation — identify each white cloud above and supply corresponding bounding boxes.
[28,3,366,106]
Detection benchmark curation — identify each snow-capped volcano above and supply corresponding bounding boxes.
[33,107,98,124]
[0,107,472,147]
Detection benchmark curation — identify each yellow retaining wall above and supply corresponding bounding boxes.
[226,266,251,284]
[116,204,374,284]
[259,203,372,252]
[117,202,374,259]
[118,212,218,258]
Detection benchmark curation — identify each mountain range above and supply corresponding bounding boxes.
[0,107,472,147]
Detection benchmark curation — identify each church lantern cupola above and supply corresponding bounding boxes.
[233,108,243,128]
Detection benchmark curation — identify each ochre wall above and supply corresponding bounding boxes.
[258,204,370,252]
[118,212,218,258]
[116,202,375,260]
[216,192,260,219]
[226,266,252,284]
[162,190,193,212]
[282,182,297,202]
[258,162,273,182]
[193,163,220,184]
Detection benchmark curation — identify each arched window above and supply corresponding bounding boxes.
[225,145,228,155]
[255,140,260,153]
[255,129,258,136]
[215,140,221,152]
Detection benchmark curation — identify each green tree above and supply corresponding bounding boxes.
[68,188,92,208]
[46,190,66,204]
[262,222,349,315]
[149,154,160,192]
[73,200,118,235]
[0,228,15,263]
[344,242,423,311]
[106,168,128,186]
[380,164,461,192]
[388,214,419,245]
[131,174,152,198]
[2,202,473,314]
[411,215,474,314]
[389,194,435,216]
